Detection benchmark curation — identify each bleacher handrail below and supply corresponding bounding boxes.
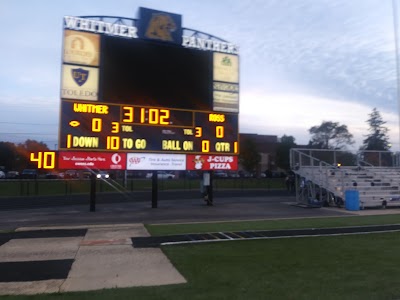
[290,148,343,196]
[290,148,400,208]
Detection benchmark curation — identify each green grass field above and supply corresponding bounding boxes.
[3,215,400,299]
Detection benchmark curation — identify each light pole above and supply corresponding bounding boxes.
[392,0,400,158]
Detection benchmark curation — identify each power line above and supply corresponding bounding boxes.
[0,133,56,135]
[0,122,57,126]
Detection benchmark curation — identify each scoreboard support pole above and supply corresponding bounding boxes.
[123,170,127,188]
[90,173,96,212]
[208,171,214,205]
[203,171,214,206]
[152,171,158,208]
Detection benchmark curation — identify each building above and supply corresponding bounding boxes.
[239,133,279,176]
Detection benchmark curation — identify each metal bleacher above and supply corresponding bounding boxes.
[290,149,400,209]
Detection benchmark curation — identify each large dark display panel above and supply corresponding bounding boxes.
[101,35,212,110]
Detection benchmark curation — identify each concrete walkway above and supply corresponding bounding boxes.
[0,224,186,295]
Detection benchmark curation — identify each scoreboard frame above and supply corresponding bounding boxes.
[46,8,241,171]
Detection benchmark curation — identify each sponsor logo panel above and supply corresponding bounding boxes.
[186,155,238,171]
[213,53,239,83]
[213,91,239,113]
[213,82,239,92]
[61,64,99,101]
[58,151,126,169]
[63,30,100,66]
[127,153,186,170]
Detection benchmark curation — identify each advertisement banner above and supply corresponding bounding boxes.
[61,64,99,101]
[213,53,239,83]
[58,151,126,170]
[127,153,186,170]
[213,91,239,113]
[63,30,100,66]
[186,155,238,171]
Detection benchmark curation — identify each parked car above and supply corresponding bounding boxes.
[214,171,228,178]
[127,171,147,178]
[6,171,19,179]
[238,171,254,178]
[269,171,286,178]
[64,170,79,179]
[0,171,5,179]
[21,169,38,179]
[45,172,61,179]
[184,171,200,179]
[81,169,110,179]
[228,171,240,178]
[146,171,175,179]
[96,170,110,179]
[82,171,91,179]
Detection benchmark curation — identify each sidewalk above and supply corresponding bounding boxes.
[0,223,186,295]
[321,206,400,216]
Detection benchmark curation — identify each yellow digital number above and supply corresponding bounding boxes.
[106,136,120,150]
[111,122,119,133]
[43,152,56,169]
[148,109,159,124]
[92,118,102,132]
[141,108,170,125]
[140,108,146,123]
[160,109,170,125]
[195,127,202,137]
[216,126,224,138]
[30,152,56,169]
[202,140,210,153]
[122,106,134,122]
[30,152,42,169]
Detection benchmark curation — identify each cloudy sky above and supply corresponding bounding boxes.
[0,0,399,150]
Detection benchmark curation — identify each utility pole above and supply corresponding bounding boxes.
[392,0,400,157]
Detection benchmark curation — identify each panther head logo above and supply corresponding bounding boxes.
[145,13,177,42]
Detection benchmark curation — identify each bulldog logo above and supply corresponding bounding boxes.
[71,68,89,86]
[145,13,176,42]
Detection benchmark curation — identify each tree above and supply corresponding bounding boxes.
[0,142,18,171]
[239,138,261,173]
[362,108,390,151]
[308,121,354,150]
[15,139,50,170]
[276,135,297,171]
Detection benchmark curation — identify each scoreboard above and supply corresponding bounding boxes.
[48,8,240,170]
[59,101,238,154]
